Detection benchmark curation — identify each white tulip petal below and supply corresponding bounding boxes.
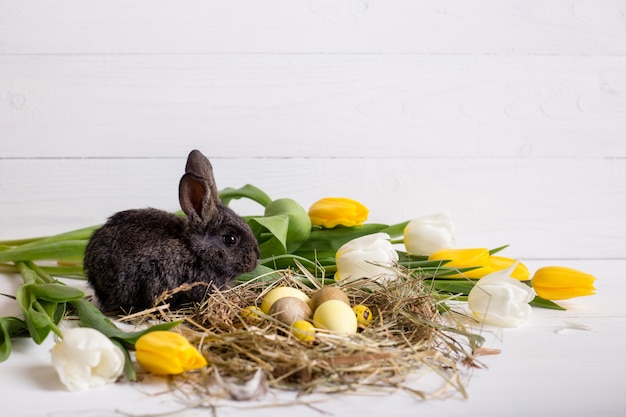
[50,327,125,391]
[467,263,535,328]
[404,213,456,256]
[335,233,399,283]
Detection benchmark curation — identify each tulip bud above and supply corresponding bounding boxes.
[50,327,125,391]
[308,197,369,228]
[135,331,207,375]
[403,213,456,256]
[531,266,596,300]
[467,264,535,327]
[335,233,399,283]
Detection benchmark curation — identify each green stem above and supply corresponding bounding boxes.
[26,261,56,284]
[15,261,41,285]
[32,302,63,337]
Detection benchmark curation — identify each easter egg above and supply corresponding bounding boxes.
[240,305,262,323]
[313,299,358,336]
[269,297,312,325]
[352,304,373,327]
[292,320,316,342]
[261,287,310,314]
[309,287,350,312]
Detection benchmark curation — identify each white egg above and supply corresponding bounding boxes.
[269,297,312,325]
[261,286,310,314]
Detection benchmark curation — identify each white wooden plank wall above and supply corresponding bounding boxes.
[1,0,625,260]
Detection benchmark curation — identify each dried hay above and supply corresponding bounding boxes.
[120,266,483,401]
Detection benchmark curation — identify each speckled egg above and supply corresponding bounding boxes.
[352,304,373,327]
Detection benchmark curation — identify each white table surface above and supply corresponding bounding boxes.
[1,259,624,417]
[2,1,625,416]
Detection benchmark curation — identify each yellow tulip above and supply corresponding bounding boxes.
[489,255,530,281]
[135,331,207,375]
[308,197,369,228]
[428,248,530,280]
[531,266,596,300]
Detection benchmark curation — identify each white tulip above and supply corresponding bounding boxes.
[51,327,125,391]
[335,233,399,283]
[467,264,535,327]
[403,213,456,256]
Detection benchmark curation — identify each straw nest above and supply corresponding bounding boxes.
[121,266,482,401]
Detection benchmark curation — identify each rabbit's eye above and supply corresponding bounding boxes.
[222,234,239,246]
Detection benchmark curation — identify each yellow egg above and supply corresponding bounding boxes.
[352,304,373,327]
[313,299,358,336]
[309,287,350,312]
[261,286,311,314]
[269,297,312,325]
[240,305,262,323]
[292,320,316,342]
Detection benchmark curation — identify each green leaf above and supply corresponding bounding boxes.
[264,198,311,253]
[112,339,137,382]
[0,240,88,263]
[297,223,389,253]
[0,225,97,249]
[70,299,180,348]
[0,317,28,363]
[530,296,566,310]
[378,220,410,239]
[236,264,285,284]
[30,283,85,302]
[16,285,50,343]
[290,249,337,262]
[249,215,290,251]
[431,279,476,296]
[249,198,312,258]
[489,245,510,255]
[39,265,86,279]
[52,302,67,324]
[219,184,273,207]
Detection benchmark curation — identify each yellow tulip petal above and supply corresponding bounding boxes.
[135,331,207,376]
[428,248,491,266]
[136,350,185,375]
[308,197,369,228]
[533,286,596,300]
[489,256,530,281]
[429,248,491,278]
[531,266,596,300]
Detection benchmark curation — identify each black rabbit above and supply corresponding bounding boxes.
[83,150,260,312]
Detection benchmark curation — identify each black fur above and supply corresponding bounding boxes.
[83,150,260,312]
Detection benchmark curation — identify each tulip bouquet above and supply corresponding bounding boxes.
[223,185,594,323]
[0,183,596,395]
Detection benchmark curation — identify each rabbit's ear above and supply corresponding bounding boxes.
[179,173,218,221]
[185,150,220,200]
[186,150,215,181]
